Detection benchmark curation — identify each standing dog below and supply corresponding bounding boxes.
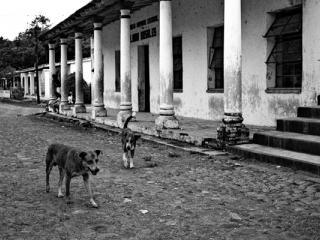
[121,115,141,168]
[45,143,102,208]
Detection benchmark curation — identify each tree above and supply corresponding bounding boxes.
[28,15,51,103]
[0,15,50,100]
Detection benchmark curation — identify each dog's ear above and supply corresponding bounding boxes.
[95,150,102,156]
[79,152,87,159]
[134,134,141,141]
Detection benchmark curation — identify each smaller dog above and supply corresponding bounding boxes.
[45,143,102,208]
[121,115,141,169]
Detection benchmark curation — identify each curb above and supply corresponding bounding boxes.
[36,112,227,158]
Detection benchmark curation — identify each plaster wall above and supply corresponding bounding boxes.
[68,58,92,85]
[38,0,318,127]
[102,0,225,119]
[241,0,320,126]
[39,58,92,99]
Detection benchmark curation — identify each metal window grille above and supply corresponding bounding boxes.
[265,8,302,88]
[208,26,224,89]
[115,50,120,92]
[173,36,183,92]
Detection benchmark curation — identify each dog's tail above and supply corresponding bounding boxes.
[123,115,133,129]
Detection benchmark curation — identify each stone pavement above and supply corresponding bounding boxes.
[61,105,275,147]
[1,102,320,239]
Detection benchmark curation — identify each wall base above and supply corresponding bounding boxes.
[155,115,180,130]
[217,122,250,148]
[72,104,86,114]
[59,102,71,112]
[92,106,107,119]
[117,110,132,128]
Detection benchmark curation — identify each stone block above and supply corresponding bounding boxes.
[155,115,179,130]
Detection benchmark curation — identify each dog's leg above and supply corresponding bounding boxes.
[65,174,73,204]
[129,158,134,169]
[45,157,54,193]
[129,157,134,169]
[129,150,134,169]
[57,167,65,198]
[83,174,98,208]
[123,152,128,168]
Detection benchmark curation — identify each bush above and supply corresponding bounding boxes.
[65,73,91,104]
[11,87,24,100]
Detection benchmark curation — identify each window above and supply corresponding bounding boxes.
[265,8,302,89]
[173,36,183,92]
[115,50,120,92]
[207,26,224,91]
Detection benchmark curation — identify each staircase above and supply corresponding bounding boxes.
[230,106,320,173]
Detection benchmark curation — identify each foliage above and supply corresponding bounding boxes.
[0,15,51,79]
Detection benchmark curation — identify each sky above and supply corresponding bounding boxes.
[0,0,91,40]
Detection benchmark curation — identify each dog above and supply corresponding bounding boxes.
[121,115,141,169]
[45,143,102,208]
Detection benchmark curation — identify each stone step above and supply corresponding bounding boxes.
[297,106,320,119]
[277,117,320,136]
[229,144,320,173]
[253,131,320,155]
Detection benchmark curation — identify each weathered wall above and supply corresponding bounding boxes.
[102,0,225,119]
[102,3,160,112]
[301,0,320,106]
[29,0,320,126]
[0,90,10,98]
[68,58,92,85]
[241,0,319,126]
[37,58,92,99]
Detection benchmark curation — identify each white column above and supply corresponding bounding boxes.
[117,9,132,124]
[90,35,95,103]
[92,22,107,118]
[60,38,70,111]
[224,0,242,118]
[73,32,86,113]
[38,71,42,97]
[155,0,179,129]
[29,72,35,95]
[25,73,29,95]
[48,43,56,102]
[20,73,24,88]
[217,0,249,146]
[23,73,28,95]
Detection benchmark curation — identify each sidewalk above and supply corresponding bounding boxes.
[61,105,275,148]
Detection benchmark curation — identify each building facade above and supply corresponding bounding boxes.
[26,0,320,128]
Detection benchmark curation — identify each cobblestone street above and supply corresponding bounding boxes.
[1,102,320,240]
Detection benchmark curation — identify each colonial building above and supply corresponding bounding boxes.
[19,0,319,143]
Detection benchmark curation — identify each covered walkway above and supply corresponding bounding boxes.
[60,105,274,147]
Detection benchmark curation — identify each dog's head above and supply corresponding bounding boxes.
[79,150,102,175]
[124,131,141,152]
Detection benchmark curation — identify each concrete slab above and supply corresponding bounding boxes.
[231,144,320,167]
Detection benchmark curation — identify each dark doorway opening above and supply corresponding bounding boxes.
[138,45,150,112]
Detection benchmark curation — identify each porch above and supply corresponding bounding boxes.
[59,105,274,148]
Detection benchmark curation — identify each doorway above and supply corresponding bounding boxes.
[138,45,150,112]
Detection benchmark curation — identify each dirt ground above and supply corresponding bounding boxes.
[0,103,320,240]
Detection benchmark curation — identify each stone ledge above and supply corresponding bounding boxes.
[43,111,218,149]
[38,112,227,158]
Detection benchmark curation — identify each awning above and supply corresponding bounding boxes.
[40,0,158,43]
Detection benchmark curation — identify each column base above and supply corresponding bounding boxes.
[59,102,71,112]
[217,113,249,148]
[155,115,179,130]
[72,104,86,114]
[48,98,58,112]
[117,110,132,128]
[92,106,107,119]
